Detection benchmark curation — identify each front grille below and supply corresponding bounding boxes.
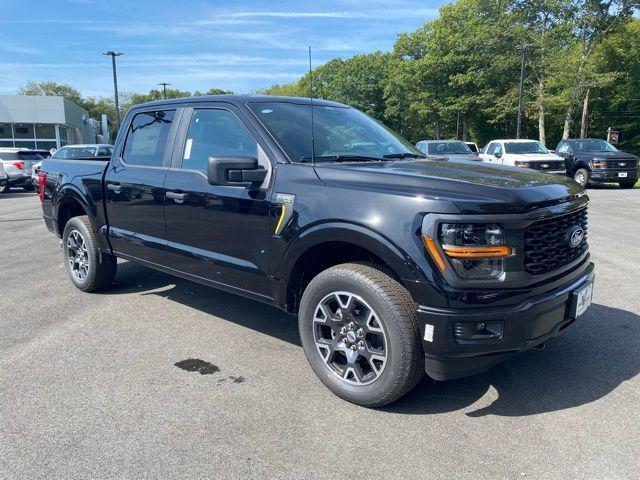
[526,160,565,171]
[604,159,636,169]
[524,207,588,275]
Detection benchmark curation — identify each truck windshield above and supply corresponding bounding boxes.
[427,141,472,154]
[574,139,618,152]
[504,142,548,154]
[248,102,422,162]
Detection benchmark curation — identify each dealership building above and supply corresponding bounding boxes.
[0,95,108,151]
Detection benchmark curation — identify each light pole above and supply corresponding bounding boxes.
[103,51,124,129]
[158,82,171,100]
[515,44,530,139]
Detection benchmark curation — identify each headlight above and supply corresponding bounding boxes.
[424,224,513,279]
[514,161,529,168]
[591,159,605,168]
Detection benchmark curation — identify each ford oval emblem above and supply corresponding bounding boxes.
[619,162,626,167]
[569,227,585,248]
[541,163,549,168]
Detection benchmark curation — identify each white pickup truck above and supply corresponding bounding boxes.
[480,139,566,175]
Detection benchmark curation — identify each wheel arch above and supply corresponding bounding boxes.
[280,223,423,313]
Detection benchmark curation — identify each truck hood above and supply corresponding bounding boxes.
[503,152,563,162]
[576,150,638,161]
[313,158,584,214]
[427,153,482,162]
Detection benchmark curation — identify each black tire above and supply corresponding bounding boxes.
[1,183,10,193]
[619,179,636,189]
[62,215,117,292]
[573,168,589,187]
[299,263,423,407]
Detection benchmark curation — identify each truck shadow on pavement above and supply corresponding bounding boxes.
[110,262,639,417]
[388,303,640,416]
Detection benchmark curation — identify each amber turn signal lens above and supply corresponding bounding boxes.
[442,245,513,259]
[422,235,447,272]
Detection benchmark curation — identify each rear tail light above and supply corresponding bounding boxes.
[38,171,47,202]
[12,161,24,170]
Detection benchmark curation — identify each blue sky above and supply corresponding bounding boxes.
[0,0,444,98]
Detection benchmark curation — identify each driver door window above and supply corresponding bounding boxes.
[182,108,258,174]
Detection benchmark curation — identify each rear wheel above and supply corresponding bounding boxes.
[573,168,589,187]
[62,216,117,292]
[299,263,423,407]
[1,183,10,193]
[619,179,636,189]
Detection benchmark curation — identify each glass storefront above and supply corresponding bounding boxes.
[0,122,64,149]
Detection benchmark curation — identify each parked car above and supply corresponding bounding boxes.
[51,144,113,160]
[480,139,566,175]
[465,142,479,154]
[31,161,43,188]
[415,140,481,161]
[0,148,44,192]
[556,138,638,188]
[39,95,593,407]
[0,162,7,191]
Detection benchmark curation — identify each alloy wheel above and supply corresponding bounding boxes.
[574,170,587,187]
[67,229,89,282]
[312,291,388,385]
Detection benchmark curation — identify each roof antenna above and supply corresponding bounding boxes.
[308,46,316,165]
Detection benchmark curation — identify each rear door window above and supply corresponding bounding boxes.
[123,110,175,167]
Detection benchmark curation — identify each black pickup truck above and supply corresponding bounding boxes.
[39,95,594,407]
[556,138,638,188]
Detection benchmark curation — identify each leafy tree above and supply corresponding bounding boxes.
[18,81,85,107]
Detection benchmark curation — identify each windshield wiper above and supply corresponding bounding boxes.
[383,152,426,159]
[299,155,385,163]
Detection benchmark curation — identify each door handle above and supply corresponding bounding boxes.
[107,183,121,193]
[166,191,187,203]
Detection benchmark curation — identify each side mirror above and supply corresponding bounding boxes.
[495,151,503,159]
[207,156,267,187]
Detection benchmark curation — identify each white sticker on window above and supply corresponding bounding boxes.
[184,138,193,160]
[424,324,434,342]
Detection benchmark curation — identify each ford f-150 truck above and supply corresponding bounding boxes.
[556,138,638,188]
[39,95,594,407]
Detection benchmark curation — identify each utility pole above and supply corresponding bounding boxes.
[515,44,530,139]
[158,82,171,100]
[103,51,124,129]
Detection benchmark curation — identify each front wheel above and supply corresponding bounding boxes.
[62,216,117,292]
[299,263,423,407]
[573,168,590,187]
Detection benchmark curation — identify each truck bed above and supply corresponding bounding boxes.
[40,158,110,238]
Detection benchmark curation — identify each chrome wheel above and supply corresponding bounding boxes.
[66,229,89,282]
[313,291,388,385]
[574,169,588,187]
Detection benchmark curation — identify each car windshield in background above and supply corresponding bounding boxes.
[504,142,548,154]
[53,147,97,158]
[427,141,472,154]
[248,102,422,162]
[575,140,618,152]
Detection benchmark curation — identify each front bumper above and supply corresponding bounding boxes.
[589,169,638,183]
[417,262,595,380]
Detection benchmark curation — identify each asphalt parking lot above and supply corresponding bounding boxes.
[1,187,639,479]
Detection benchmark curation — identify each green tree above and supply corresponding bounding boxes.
[18,81,85,107]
